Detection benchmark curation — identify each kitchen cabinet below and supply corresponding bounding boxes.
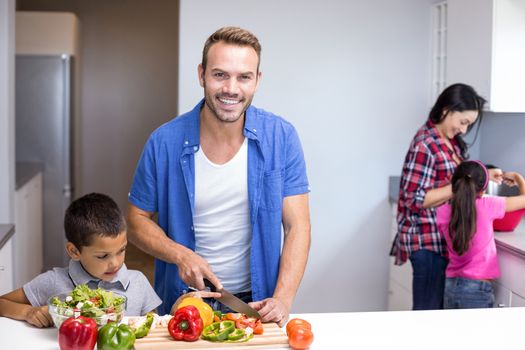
[0,236,14,295]
[388,204,412,311]
[510,292,525,307]
[14,172,43,288]
[446,0,525,112]
[494,242,525,307]
[494,280,525,308]
[388,279,412,311]
[388,233,525,309]
[493,281,511,307]
[510,292,525,306]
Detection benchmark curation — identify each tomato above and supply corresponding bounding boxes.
[286,318,312,336]
[89,296,100,305]
[288,325,314,349]
[235,318,253,330]
[253,319,264,335]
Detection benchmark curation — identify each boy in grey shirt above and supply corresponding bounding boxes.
[0,193,161,327]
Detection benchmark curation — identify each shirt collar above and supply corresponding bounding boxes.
[183,101,203,148]
[426,119,462,157]
[425,119,442,141]
[243,103,261,141]
[184,99,261,148]
[68,259,130,290]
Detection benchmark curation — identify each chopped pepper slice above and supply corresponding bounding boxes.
[225,332,254,343]
[201,321,235,341]
[168,305,203,342]
[213,310,223,322]
[227,328,246,341]
[132,312,154,339]
[224,313,243,321]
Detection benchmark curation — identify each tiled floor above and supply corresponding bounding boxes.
[125,243,155,286]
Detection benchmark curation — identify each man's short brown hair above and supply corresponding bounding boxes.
[202,26,262,73]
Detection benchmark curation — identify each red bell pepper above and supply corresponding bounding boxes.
[58,316,98,350]
[168,305,203,342]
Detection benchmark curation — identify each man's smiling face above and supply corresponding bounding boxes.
[199,41,261,123]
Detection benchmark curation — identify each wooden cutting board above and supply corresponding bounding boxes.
[134,322,289,350]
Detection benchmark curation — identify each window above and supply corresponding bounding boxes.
[432,1,447,100]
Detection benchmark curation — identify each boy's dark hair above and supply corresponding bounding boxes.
[448,161,488,255]
[64,193,126,250]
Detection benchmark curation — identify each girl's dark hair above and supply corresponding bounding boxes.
[64,193,126,251]
[429,83,486,159]
[448,161,488,255]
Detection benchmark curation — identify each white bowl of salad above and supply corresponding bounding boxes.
[48,284,127,328]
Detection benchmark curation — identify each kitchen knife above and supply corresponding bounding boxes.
[204,279,261,319]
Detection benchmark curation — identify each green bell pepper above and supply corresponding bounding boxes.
[97,322,136,350]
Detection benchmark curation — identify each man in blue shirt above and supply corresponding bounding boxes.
[127,26,310,326]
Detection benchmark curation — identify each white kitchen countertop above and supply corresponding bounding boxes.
[1,307,525,349]
[494,218,525,258]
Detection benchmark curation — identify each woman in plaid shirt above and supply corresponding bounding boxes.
[390,83,502,310]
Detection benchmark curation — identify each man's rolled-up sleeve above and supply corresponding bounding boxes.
[129,135,158,213]
[283,125,310,197]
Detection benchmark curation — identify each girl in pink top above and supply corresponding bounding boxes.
[436,160,525,309]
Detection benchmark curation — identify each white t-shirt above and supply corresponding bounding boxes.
[194,138,251,293]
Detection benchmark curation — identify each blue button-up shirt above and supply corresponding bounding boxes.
[129,100,309,314]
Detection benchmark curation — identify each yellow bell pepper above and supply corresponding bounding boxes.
[177,297,214,328]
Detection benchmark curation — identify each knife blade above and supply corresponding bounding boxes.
[204,279,261,319]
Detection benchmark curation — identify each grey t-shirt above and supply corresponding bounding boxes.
[23,260,161,316]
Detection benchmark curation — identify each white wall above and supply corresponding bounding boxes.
[480,112,525,175]
[0,0,15,224]
[19,0,180,213]
[180,0,434,312]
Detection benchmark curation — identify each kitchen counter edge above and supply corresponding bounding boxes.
[0,224,15,250]
[16,162,43,190]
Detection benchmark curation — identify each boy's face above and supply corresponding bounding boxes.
[66,232,127,281]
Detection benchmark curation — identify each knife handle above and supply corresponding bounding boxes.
[203,278,217,292]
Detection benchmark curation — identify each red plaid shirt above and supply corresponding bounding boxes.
[391,120,463,265]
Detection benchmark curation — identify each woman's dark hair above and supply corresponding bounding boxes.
[429,83,487,159]
[448,161,488,255]
[64,193,126,251]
